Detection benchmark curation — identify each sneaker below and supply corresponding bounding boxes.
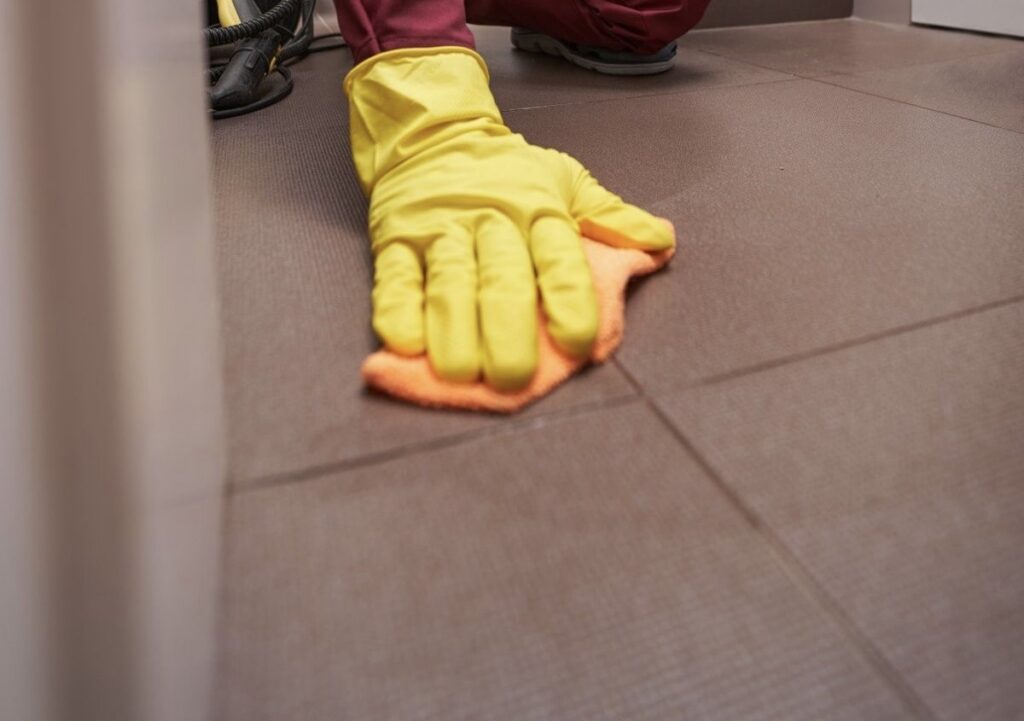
[510,27,677,76]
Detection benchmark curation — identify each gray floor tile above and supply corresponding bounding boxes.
[826,48,1024,133]
[504,79,1024,390]
[218,403,910,721]
[688,19,1019,77]
[659,302,1024,721]
[214,50,636,485]
[473,25,792,111]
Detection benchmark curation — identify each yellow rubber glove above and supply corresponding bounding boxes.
[345,46,674,391]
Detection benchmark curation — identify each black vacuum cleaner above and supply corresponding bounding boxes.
[206,0,329,119]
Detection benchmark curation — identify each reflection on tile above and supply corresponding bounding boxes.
[506,80,1024,390]
[688,19,1018,76]
[219,403,908,721]
[214,51,635,485]
[472,25,792,111]
[826,48,1024,133]
[660,302,1024,721]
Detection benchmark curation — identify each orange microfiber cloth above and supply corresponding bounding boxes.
[362,239,675,413]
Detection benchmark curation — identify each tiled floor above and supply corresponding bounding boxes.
[213,19,1024,721]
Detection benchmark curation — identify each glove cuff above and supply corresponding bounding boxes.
[344,47,507,195]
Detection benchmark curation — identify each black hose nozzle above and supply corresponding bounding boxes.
[209,30,282,112]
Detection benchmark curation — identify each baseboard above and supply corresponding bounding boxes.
[853,0,911,24]
[696,0,854,29]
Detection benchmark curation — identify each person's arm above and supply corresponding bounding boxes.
[334,2,675,390]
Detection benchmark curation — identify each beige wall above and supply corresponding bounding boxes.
[0,1,225,720]
[0,6,51,720]
[854,0,912,24]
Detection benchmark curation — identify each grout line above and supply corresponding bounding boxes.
[810,74,1024,136]
[229,393,641,496]
[687,47,800,76]
[694,293,1024,387]
[680,46,820,77]
[612,358,941,721]
[229,291,1024,497]
[813,41,1024,80]
[502,75,798,114]
[689,27,1021,85]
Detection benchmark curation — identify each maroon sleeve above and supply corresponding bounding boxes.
[333,0,476,64]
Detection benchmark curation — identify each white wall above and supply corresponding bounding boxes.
[913,0,1024,36]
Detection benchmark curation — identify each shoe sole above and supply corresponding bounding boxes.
[511,31,675,76]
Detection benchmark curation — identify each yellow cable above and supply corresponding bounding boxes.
[216,0,242,27]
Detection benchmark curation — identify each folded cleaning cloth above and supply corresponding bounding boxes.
[362,238,674,413]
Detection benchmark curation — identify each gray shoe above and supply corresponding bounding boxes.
[510,28,677,76]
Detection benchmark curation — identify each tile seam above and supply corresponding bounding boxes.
[693,293,1024,388]
[617,293,1024,395]
[612,359,941,720]
[812,42,1024,79]
[809,74,1024,136]
[501,75,799,114]
[228,393,642,496]
[691,39,1020,81]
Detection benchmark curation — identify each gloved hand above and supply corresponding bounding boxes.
[345,47,674,390]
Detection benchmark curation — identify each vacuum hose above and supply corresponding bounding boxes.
[205,0,301,47]
[207,0,316,118]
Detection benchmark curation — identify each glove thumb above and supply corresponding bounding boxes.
[567,157,675,251]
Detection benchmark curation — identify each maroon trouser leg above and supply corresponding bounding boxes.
[335,0,712,64]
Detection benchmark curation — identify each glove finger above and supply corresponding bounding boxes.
[477,215,538,391]
[372,241,425,355]
[530,216,598,359]
[425,231,480,382]
[569,166,675,251]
